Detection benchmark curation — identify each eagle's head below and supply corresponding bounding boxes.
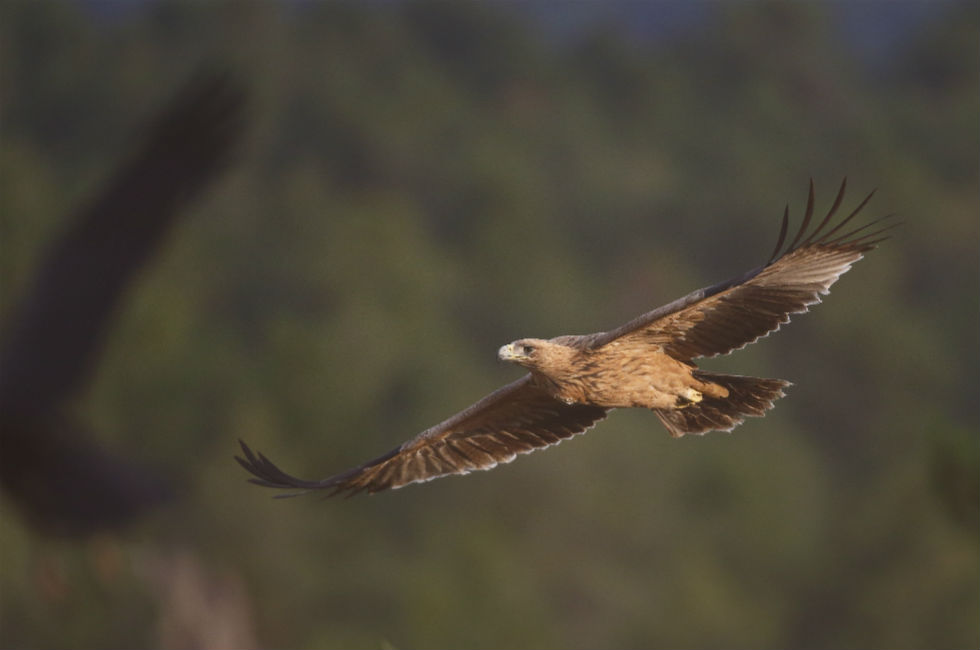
[498,338,543,366]
[498,338,575,377]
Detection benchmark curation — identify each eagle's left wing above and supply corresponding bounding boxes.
[237,375,608,497]
[584,179,893,361]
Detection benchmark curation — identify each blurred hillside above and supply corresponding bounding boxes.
[1,2,977,649]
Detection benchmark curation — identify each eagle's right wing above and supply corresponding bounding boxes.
[583,179,894,361]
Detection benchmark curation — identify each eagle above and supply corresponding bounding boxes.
[237,179,892,497]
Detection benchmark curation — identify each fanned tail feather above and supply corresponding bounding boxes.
[654,371,790,437]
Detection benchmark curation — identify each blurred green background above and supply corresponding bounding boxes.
[2,2,977,648]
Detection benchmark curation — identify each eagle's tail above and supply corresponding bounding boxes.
[654,371,791,437]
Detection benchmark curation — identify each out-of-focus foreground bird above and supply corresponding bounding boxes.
[1,70,247,535]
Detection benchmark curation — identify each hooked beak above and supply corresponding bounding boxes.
[498,343,518,361]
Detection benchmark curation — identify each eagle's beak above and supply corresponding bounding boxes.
[498,343,517,361]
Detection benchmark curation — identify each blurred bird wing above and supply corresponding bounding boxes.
[0,69,246,534]
[0,71,246,411]
[583,179,894,361]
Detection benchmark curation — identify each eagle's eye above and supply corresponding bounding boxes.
[522,344,535,356]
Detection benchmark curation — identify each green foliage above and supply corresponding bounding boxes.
[2,2,977,648]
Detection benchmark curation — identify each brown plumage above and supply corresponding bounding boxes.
[237,179,893,497]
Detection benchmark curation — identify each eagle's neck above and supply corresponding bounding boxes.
[528,343,592,405]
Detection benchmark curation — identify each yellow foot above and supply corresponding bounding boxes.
[675,388,703,408]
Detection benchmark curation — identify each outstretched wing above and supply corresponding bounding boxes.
[237,375,608,497]
[583,179,894,360]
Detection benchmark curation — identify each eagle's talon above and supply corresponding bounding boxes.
[675,388,703,408]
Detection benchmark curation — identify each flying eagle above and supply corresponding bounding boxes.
[237,179,891,497]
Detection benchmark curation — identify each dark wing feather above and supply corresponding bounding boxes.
[582,179,894,360]
[236,375,608,497]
